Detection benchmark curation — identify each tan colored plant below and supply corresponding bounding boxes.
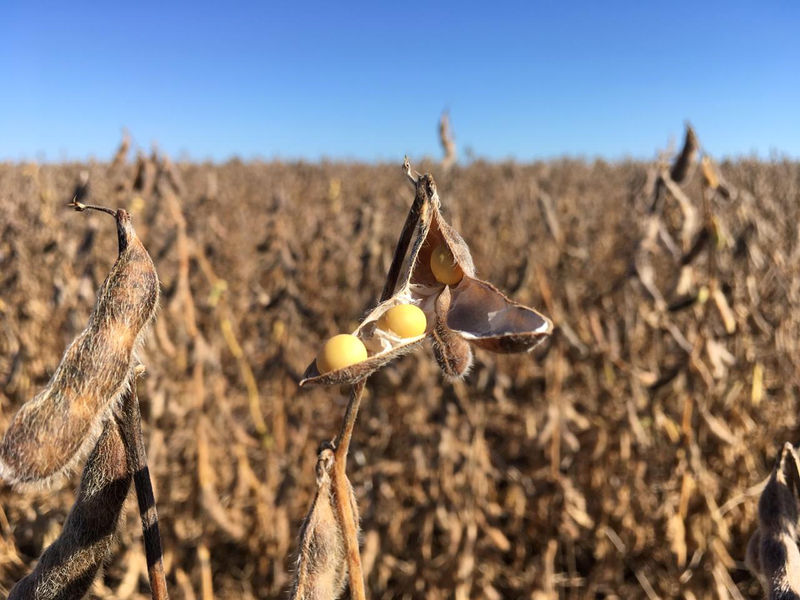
[8,408,130,599]
[439,111,457,171]
[0,203,158,486]
[290,159,553,599]
[669,123,699,184]
[291,443,358,600]
[0,201,168,599]
[300,159,551,388]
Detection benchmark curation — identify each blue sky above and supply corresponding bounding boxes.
[1,1,798,162]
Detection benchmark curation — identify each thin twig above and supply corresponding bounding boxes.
[68,199,117,217]
[334,183,423,589]
[334,380,367,456]
[117,370,169,600]
[328,160,430,600]
[403,155,420,185]
[332,380,367,600]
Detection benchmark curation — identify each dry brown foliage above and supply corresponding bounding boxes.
[1,144,799,598]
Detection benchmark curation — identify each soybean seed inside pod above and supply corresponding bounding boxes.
[430,242,463,286]
[0,205,159,487]
[316,334,368,374]
[377,304,427,338]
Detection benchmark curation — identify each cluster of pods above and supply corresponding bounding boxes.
[301,168,553,388]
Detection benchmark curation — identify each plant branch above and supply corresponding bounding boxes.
[68,199,118,217]
[321,160,432,600]
[332,380,367,600]
[117,369,169,600]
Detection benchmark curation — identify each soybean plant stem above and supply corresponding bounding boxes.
[118,376,169,600]
[334,380,366,458]
[332,379,367,600]
[68,199,118,217]
[329,160,429,600]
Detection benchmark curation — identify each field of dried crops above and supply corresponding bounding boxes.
[1,152,799,598]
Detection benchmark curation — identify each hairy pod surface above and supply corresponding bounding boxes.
[0,209,159,486]
[300,170,552,387]
[746,442,800,599]
[8,416,131,600]
[291,444,359,600]
[431,286,473,379]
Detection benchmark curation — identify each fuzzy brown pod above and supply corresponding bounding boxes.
[8,416,131,600]
[431,286,474,379]
[746,442,800,599]
[0,206,160,487]
[670,124,699,184]
[300,172,552,387]
[290,443,359,600]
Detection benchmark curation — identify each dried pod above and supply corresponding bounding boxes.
[446,277,552,353]
[701,155,719,190]
[439,110,457,171]
[701,155,737,200]
[300,171,552,387]
[669,124,699,184]
[746,442,800,598]
[431,286,473,379]
[0,206,159,487]
[9,416,131,600]
[291,443,359,600]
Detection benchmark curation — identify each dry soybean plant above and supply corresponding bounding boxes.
[0,200,167,599]
[746,443,800,599]
[438,111,457,171]
[620,123,800,596]
[289,159,552,598]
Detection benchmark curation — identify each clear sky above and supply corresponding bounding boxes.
[1,1,798,163]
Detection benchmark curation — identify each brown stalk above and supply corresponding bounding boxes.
[331,380,367,600]
[117,371,169,600]
[68,199,118,217]
[439,111,457,170]
[325,159,430,599]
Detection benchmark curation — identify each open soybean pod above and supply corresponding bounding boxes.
[300,175,439,386]
[0,206,159,487]
[300,169,552,387]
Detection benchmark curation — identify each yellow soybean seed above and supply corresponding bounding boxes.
[316,334,368,374]
[430,243,463,285]
[378,304,427,338]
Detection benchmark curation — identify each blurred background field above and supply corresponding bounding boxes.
[1,147,799,598]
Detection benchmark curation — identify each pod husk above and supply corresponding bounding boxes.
[299,176,440,387]
[746,442,800,597]
[670,124,699,184]
[290,444,357,600]
[0,209,159,486]
[412,188,550,355]
[447,276,552,353]
[430,286,474,378]
[300,172,552,386]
